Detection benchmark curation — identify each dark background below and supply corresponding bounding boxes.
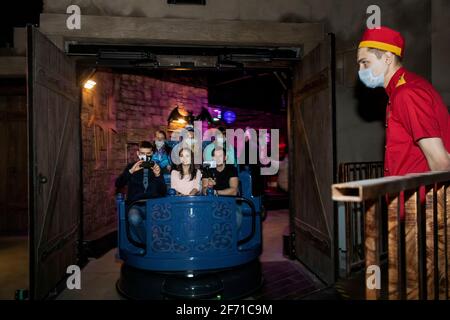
[0,1,43,48]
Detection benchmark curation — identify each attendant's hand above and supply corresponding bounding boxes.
[129,160,144,174]
[152,164,161,177]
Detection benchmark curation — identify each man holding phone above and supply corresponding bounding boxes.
[115,141,166,244]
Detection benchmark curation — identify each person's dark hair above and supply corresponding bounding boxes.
[155,130,167,139]
[212,146,226,158]
[367,48,402,64]
[139,141,155,151]
[177,148,197,181]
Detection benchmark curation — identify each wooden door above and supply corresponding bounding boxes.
[27,26,81,299]
[289,35,336,284]
[0,96,28,234]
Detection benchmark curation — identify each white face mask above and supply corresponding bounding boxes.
[358,67,385,88]
[358,54,389,89]
[138,154,149,161]
[155,140,165,149]
[185,138,196,146]
[216,137,224,144]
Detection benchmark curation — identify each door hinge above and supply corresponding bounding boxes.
[283,232,296,260]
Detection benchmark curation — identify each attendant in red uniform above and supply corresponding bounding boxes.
[356,26,450,219]
[357,26,450,175]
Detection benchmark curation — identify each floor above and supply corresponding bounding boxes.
[56,209,328,300]
[0,236,28,300]
[0,210,336,300]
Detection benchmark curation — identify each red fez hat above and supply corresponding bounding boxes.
[359,26,405,57]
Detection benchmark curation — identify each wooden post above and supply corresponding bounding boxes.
[365,199,380,300]
[425,186,436,300]
[437,184,447,299]
[388,194,400,299]
[446,185,450,299]
[404,190,420,300]
[345,202,352,276]
[341,163,352,277]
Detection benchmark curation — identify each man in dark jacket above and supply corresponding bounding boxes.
[115,141,167,244]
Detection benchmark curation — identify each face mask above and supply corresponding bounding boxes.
[185,138,196,146]
[358,67,385,88]
[138,154,150,161]
[155,140,165,149]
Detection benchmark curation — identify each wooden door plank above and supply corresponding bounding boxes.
[291,36,335,284]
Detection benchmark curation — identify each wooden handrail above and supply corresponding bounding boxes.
[332,171,450,202]
[332,170,450,300]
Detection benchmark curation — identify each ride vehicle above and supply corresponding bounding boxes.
[115,162,265,299]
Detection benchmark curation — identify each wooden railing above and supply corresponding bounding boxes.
[332,171,450,300]
[338,162,384,276]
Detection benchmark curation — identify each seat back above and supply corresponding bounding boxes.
[117,195,261,271]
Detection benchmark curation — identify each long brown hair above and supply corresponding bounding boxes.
[177,148,197,181]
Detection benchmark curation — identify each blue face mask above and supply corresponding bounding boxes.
[358,67,384,88]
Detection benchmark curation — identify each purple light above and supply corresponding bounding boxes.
[223,111,236,124]
[212,108,222,119]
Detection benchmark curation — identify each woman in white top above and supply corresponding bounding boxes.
[171,148,202,195]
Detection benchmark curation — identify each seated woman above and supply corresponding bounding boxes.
[171,148,202,195]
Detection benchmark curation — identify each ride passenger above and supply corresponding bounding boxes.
[170,148,202,195]
[202,146,242,228]
[152,130,172,174]
[115,141,166,244]
[202,147,238,196]
[203,127,236,165]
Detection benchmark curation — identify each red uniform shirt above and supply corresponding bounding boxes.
[384,67,450,176]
